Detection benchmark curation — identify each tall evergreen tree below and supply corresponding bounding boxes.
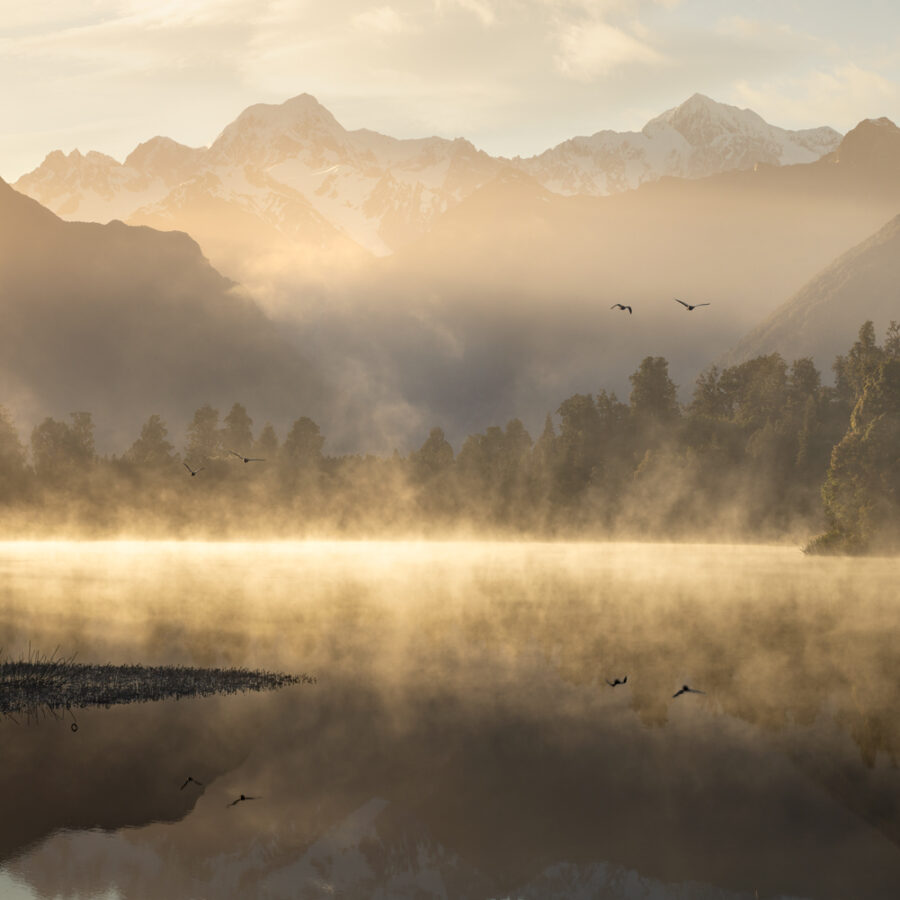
[222,403,254,454]
[283,417,325,467]
[126,415,175,467]
[0,406,27,501]
[185,404,221,462]
[814,358,900,552]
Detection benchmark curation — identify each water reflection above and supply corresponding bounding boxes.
[0,541,898,898]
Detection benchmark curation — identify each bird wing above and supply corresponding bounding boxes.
[610,304,621,309]
[606,679,614,686]
[674,298,690,308]
[626,307,632,314]
[247,457,265,462]
[672,688,685,698]
[228,450,243,459]
[180,779,190,789]
[183,463,192,473]
[695,303,711,307]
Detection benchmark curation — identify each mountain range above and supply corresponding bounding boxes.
[4,96,900,452]
[13,93,841,267]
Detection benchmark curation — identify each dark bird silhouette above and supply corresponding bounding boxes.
[672,684,705,698]
[229,450,265,463]
[180,776,203,790]
[674,298,710,311]
[227,793,259,807]
[183,462,205,477]
[606,676,627,687]
[610,304,632,314]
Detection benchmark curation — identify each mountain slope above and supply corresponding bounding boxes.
[344,116,900,423]
[0,178,321,449]
[726,213,900,368]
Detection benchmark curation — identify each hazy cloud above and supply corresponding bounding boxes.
[352,5,417,34]
[734,64,900,129]
[436,0,498,27]
[555,19,663,78]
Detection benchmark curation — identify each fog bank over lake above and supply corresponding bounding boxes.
[1,540,898,898]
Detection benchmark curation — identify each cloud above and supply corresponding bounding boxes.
[435,0,497,27]
[555,18,663,79]
[352,5,417,34]
[3,0,900,176]
[732,64,900,131]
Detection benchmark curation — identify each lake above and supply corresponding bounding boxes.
[0,540,898,899]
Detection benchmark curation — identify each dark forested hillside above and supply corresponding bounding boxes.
[0,178,322,450]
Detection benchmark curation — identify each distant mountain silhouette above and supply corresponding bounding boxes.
[396,117,900,325]
[726,212,900,367]
[13,93,840,274]
[0,178,322,448]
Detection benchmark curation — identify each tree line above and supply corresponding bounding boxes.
[0,321,897,550]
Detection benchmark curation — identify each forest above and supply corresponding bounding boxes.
[0,321,897,552]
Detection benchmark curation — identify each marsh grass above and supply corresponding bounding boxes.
[0,645,314,720]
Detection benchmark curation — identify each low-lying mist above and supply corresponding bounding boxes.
[2,320,898,551]
[2,541,899,897]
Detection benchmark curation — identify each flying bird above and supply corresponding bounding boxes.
[606,676,628,687]
[229,450,265,463]
[183,462,205,477]
[227,793,259,807]
[180,776,203,790]
[672,684,705,698]
[610,304,632,314]
[674,298,710,311]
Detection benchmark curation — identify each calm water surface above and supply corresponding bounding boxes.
[0,540,898,899]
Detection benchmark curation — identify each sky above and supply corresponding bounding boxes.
[1,1,900,180]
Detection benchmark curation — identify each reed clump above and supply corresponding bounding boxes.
[0,646,314,718]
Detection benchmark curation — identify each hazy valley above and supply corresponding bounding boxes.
[4,94,900,460]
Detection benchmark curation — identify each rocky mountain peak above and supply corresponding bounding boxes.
[125,136,203,181]
[208,93,347,167]
[829,116,900,168]
[644,94,768,146]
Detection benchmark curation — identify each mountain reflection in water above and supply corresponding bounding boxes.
[0,540,898,899]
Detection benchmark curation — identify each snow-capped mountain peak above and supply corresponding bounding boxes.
[511,94,841,196]
[124,136,204,183]
[643,93,768,143]
[208,93,347,168]
[12,92,844,265]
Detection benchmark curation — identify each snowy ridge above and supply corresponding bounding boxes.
[514,93,841,195]
[13,93,841,258]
